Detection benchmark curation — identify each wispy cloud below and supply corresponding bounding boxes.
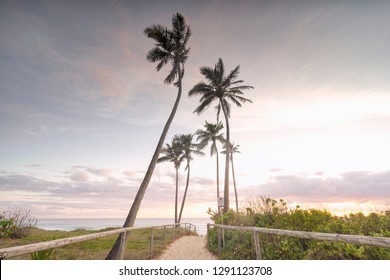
[243,170,390,204]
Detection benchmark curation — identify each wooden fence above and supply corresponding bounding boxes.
[207,223,390,260]
[0,223,196,260]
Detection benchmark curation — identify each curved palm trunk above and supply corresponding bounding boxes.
[221,102,230,213]
[178,160,190,223]
[175,165,179,223]
[231,153,238,212]
[106,69,183,260]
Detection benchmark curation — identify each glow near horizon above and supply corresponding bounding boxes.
[0,0,390,219]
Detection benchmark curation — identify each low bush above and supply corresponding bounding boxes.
[208,197,390,260]
[0,207,37,238]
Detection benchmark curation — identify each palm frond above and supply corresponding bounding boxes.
[215,58,225,85]
[172,13,186,40]
[144,25,167,42]
[210,142,218,157]
[223,65,240,86]
[183,27,192,47]
[200,66,217,84]
[229,94,253,104]
[194,95,215,115]
[220,98,231,118]
[146,47,171,71]
[230,85,254,92]
[188,82,213,96]
[192,149,205,157]
[157,156,172,163]
[229,95,243,107]
[215,103,221,122]
[164,61,179,84]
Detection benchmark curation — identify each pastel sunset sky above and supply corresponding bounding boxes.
[1,0,389,219]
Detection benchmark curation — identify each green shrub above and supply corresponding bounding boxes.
[0,215,16,238]
[208,197,390,260]
[0,207,37,238]
[31,249,55,260]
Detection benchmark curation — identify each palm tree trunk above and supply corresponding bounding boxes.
[105,67,183,260]
[221,101,230,213]
[175,166,179,224]
[178,160,190,223]
[216,146,220,199]
[215,146,221,214]
[231,153,238,212]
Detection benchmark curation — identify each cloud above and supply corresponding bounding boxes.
[72,166,112,177]
[69,171,89,182]
[244,170,390,203]
[25,163,42,168]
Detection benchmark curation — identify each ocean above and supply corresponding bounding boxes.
[36,218,212,236]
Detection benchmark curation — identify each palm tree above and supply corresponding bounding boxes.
[176,134,204,223]
[106,13,191,259]
[189,58,253,212]
[157,138,184,223]
[195,121,224,207]
[222,142,240,212]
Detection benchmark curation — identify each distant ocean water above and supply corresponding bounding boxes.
[36,218,212,236]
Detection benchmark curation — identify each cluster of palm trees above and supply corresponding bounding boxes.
[158,122,243,224]
[157,134,204,224]
[107,12,252,259]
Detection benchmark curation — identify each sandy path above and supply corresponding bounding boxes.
[156,236,218,260]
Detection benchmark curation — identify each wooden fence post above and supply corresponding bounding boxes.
[253,230,261,260]
[222,228,225,248]
[150,229,154,259]
[217,226,222,257]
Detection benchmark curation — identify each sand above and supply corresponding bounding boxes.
[155,235,218,260]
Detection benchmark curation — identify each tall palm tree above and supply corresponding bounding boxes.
[157,138,184,223]
[222,142,240,212]
[106,13,191,259]
[195,121,224,206]
[189,58,253,212]
[177,134,204,223]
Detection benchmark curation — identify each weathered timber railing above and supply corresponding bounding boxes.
[0,223,196,260]
[207,223,390,260]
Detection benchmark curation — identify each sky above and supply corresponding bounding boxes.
[1,0,390,219]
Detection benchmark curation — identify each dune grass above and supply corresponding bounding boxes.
[0,226,195,260]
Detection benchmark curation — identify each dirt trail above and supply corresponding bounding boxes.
[155,235,218,260]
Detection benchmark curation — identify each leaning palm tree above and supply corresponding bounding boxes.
[176,134,204,223]
[106,13,191,259]
[157,138,184,223]
[195,121,224,207]
[189,58,253,212]
[222,142,240,212]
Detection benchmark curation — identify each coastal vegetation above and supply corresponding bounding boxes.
[0,207,37,239]
[207,197,390,260]
[0,226,195,260]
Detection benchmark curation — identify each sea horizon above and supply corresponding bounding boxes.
[36,217,212,235]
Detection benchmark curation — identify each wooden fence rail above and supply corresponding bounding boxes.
[0,223,196,260]
[207,223,390,259]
